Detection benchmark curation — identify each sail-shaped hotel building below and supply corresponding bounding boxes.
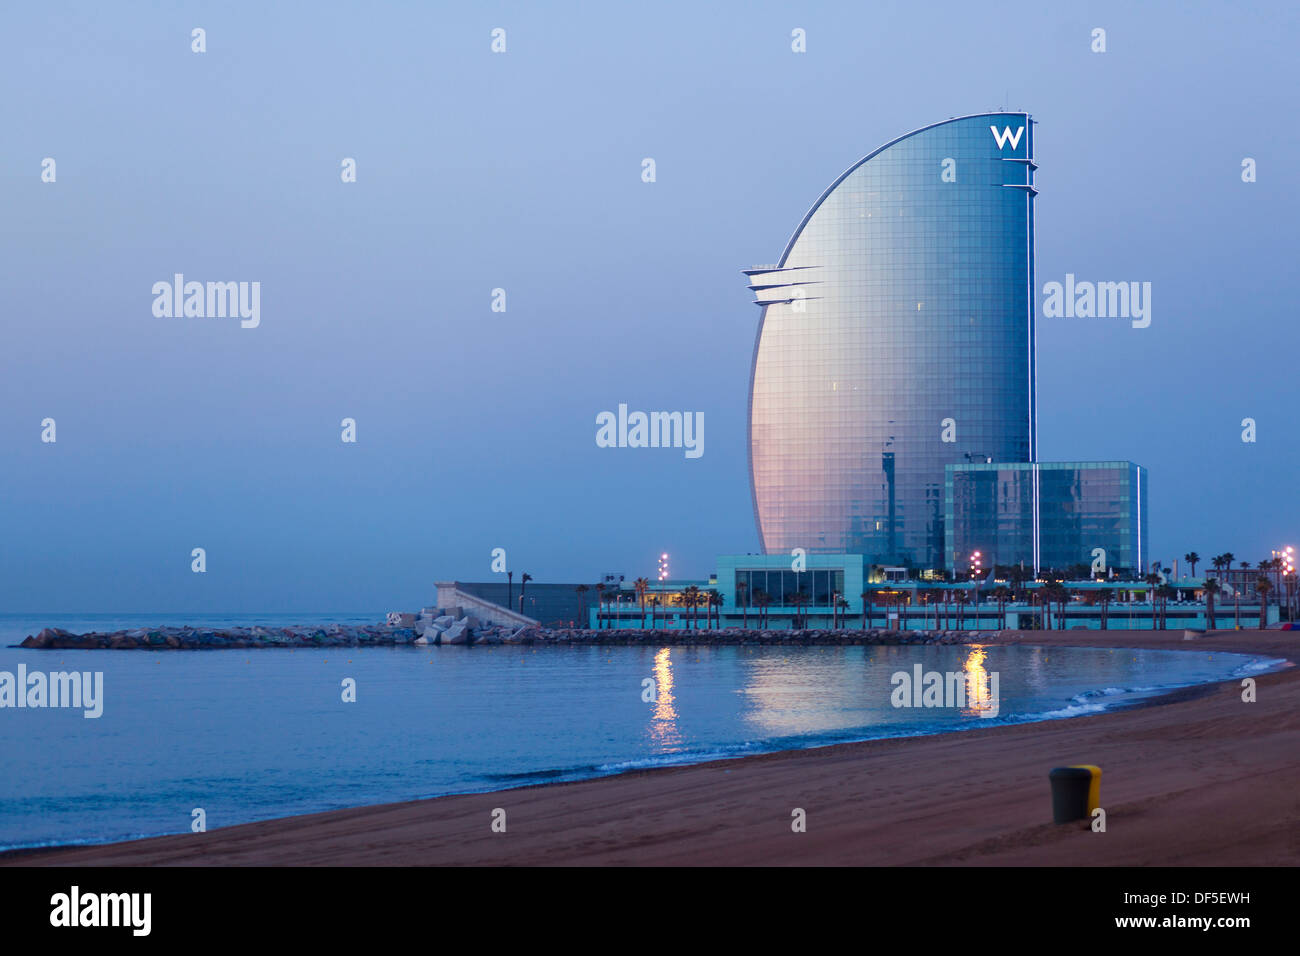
[745,112,1039,570]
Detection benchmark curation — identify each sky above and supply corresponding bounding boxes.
[1,1,1296,614]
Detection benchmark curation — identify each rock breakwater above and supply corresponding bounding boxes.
[16,623,993,650]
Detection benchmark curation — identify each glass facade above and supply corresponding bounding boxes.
[731,568,846,607]
[747,113,1036,568]
[944,461,1147,574]
[714,553,867,612]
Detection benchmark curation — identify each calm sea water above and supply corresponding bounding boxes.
[0,612,1284,850]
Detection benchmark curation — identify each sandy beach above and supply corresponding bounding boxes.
[6,628,1296,867]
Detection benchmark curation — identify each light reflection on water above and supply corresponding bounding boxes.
[649,646,682,751]
[961,645,996,718]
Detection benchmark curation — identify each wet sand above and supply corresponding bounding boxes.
[6,629,1296,866]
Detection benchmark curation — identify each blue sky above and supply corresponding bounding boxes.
[2,1,1296,613]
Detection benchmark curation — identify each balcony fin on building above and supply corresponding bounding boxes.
[753,296,824,307]
[742,265,819,277]
[747,280,821,292]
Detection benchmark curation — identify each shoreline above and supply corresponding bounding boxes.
[0,645,1253,858]
[5,629,1296,866]
[0,681,1229,860]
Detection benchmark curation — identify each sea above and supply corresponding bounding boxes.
[0,612,1285,851]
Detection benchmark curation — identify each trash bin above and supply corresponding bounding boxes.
[1075,764,1102,815]
[1049,766,1097,823]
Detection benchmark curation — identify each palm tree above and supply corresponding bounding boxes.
[648,595,660,630]
[861,589,873,631]
[1270,556,1286,593]
[754,589,771,629]
[1157,584,1177,629]
[1144,573,1162,630]
[1256,577,1273,629]
[876,592,892,630]
[1202,578,1221,630]
[634,577,649,628]
[1096,586,1112,630]
[1213,553,1234,593]
[991,586,1010,630]
[1040,584,1056,630]
[791,589,810,630]
[1039,583,1062,630]
[594,583,606,630]
[954,590,968,629]
[706,589,723,630]
[507,570,514,611]
[575,583,589,627]
[519,573,533,617]
[1008,565,1027,602]
[737,581,749,628]
[683,586,702,630]
[837,596,850,629]
[1184,552,1200,578]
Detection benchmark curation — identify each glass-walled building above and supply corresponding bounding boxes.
[944,461,1147,575]
[715,553,864,612]
[746,112,1037,569]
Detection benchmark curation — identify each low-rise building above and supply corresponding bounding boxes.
[945,461,1147,576]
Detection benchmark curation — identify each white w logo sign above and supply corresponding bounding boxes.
[990,125,1024,150]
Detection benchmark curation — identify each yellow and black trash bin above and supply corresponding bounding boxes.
[1049,765,1101,823]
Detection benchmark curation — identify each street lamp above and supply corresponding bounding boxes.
[1276,546,1297,620]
